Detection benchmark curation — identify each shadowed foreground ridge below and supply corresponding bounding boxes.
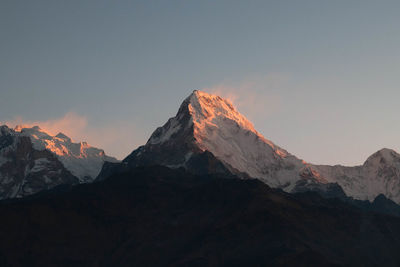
[1,166,400,266]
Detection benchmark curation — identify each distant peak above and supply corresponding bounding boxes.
[377,148,397,154]
[364,148,400,166]
[371,148,398,158]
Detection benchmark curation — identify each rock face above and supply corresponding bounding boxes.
[0,125,117,199]
[117,90,400,204]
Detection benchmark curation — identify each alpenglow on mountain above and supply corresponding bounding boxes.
[114,90,400,203]
[0,125,117,199]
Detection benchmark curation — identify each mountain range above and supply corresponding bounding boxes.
[2,90,400,266]
[100,90,400,204]
[2,90,400,205]
[0,125,117,199]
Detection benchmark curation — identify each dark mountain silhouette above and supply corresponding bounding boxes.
[1,166,400,266]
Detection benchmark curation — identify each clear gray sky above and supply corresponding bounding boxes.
[1,0,400,164]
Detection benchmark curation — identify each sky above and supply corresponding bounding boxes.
[1,0,400,164]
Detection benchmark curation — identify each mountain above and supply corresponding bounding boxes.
[1,166,400,266]
[0,125,117,199]
[122,90,316,189]
[314,148,400,203]
[107,90,400,204]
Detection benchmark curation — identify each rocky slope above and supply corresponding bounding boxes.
[0,125,117,199]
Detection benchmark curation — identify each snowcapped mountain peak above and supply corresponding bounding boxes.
[2,125,118,182]
[184,90,291,161]
[187,90,258,135]
[313,148,400,203]
[131,90,303,189]
[364,148,400,167]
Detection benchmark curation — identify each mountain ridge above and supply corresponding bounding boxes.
[0,124,117,199]
[2,165,400,266]
[118,90,400,204]
[123,90,310,189]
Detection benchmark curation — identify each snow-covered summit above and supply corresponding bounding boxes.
[188,90,289,157]
[0,124,118,199]
[364,148,400,167]
[131,90,308,189]
[313,148,400,203]
[188,90,302,183]
[13,125,118,181]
